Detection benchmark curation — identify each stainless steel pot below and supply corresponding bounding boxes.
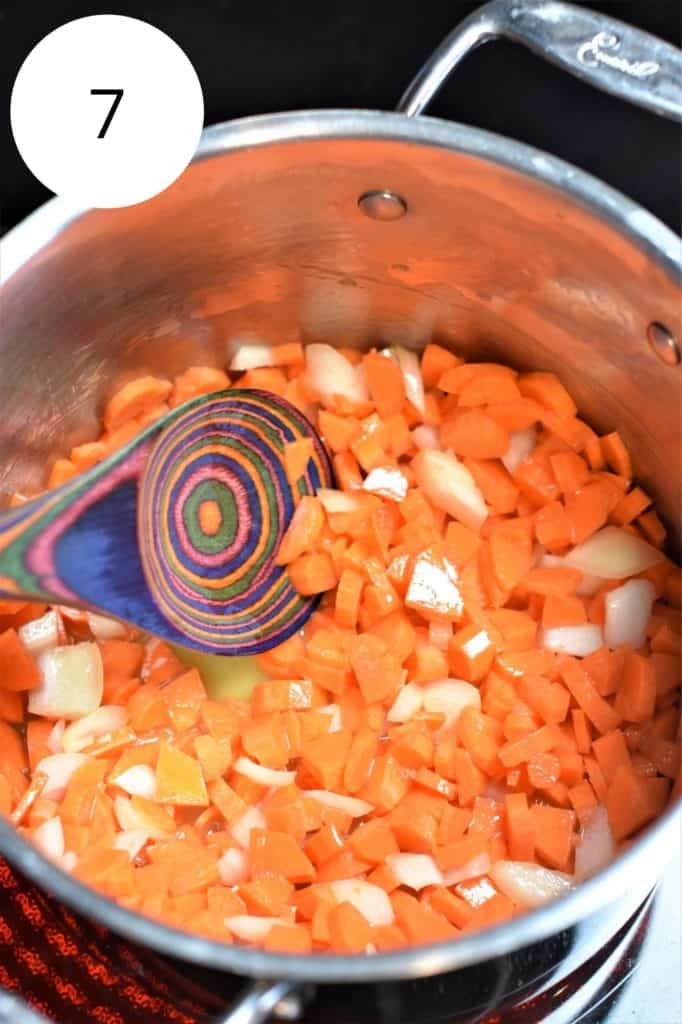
[1,2,680,1022]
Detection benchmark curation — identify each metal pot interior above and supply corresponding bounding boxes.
[0,110,680,979]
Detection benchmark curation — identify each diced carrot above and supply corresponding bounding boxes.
[390,890,457,944]
[534,500,572,551]
[591,730,631,784]
[283,439,315,488]
[605,764,670,841]
[328,900,371,953]
[104,376,172,430]
[521,567,582,597]
[0,629,40,691]
[488,609,537,652]
[421,344,460,388]
[359,753,409,813]
[616,652,657,724]
[542,594,587,628]
[600,432,632,479]
[637,510,666,548]
[299,727,353,791]
[499,724,558,769]
[156,743,208,806]
[530,804,575,870]
[348,634,402,704]
[518,372,577,419]
[571,709,592,754]
[441,409,509,460]
[343,726,379,794]
[363,352,406,418]
[241,713,290,769]
[558,656,622,735]
[250,828,315,883]
[264,923,313,954]
[288,551,337,595]
[315,849,372,882]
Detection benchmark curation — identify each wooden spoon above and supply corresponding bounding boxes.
[0,390,333,654]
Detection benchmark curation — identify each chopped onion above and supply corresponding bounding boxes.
[230,806,267,849]
[61,705,128,753]
[414,449,487,532]
[29,643,104,720]
[539,624,604,657]
[387,682,424,723]
[422,679,481,731]
[412,425,439,451]
[114,764,157,800]
[564,526,662,580]
[317,488,364,514]
[386,853,443,891]
[429,620,452,652]
[304,790,373,817]
[18,610,60,656]
[113,830,149,861]
[502,428,536,474]
[114,795,173,839]
[319,704,342,733]
[390,346,425,416]
[46,719,66,754]
[306,344,369,407]
[218,847,249,885]
[32,816,65,861]
[60,851,78,872]
[490,860,573,908]
[328,879,394,926]
[363,466,409,502]
[86,612,127,641]
[233,756,296,788]
[574,805,617,881]
[229,342,274,371]
[226,916,288,942]
[604,579,656,650]
[36,753,88,801]
[442,853,491,886]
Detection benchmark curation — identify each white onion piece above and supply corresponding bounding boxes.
[233,756,296,788]
[386,853,443,891]
[564,526,662,580]
[218,847,249,885]
[363,466,409,502]
[226,916,288,942]
[415,449,487,532]
[390,346,425,416]
[429,620,452,652]
[328,880,394,926]
[86,612,127,640]
[36,753,88,801]
[317,488,364,514]
[574,805,617,881]
[61,705,128,753]
[319,704,342,733]
[490,860,573,908]
[60,851,78,872]
[306,344,369,407]
[32,816,65,861]
[29,643,104,720]
[502,428,536,474]
[539,624,604,658]
[114,795,172,839]
[412,425,439,450]
[422,679,481,731]
[113,829,149,861]
[604,579,656,650]
[442,853,491,887]
[19,610,60,656]
[230,806,267,850]
[46,720,66,754]
[387,682,424,723]
[229,343,274,371]
[304,790,373,817]
[114,764,157,800]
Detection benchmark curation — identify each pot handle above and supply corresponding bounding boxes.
[397,0,682,122]
[211,980,309,1024]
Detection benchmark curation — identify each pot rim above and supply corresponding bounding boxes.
[0,107,680,982]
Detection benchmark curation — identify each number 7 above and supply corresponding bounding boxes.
[90,89,124,138]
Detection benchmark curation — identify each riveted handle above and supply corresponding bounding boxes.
[398,0,682,121]
[212,980,309,1024]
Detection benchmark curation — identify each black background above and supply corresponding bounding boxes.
[1,0,681,233]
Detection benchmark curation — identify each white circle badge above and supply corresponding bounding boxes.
[10,15,204,208]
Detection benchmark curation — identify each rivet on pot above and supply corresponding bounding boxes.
[358,190,407,221]
[647,322,681,366]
